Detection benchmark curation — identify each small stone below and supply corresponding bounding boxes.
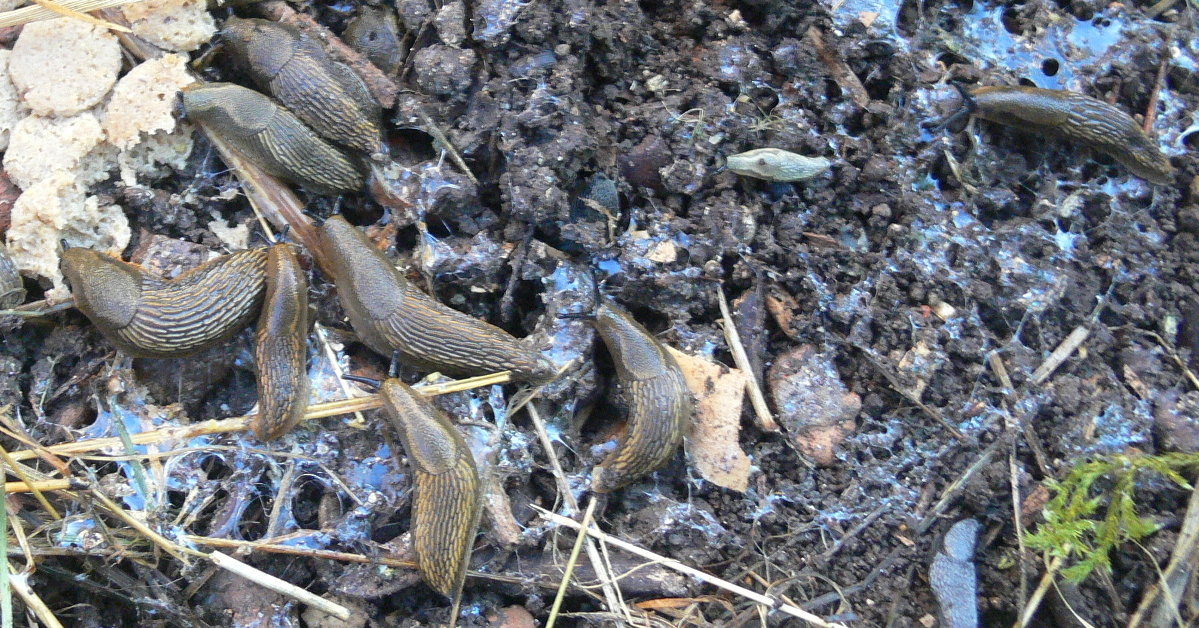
[768,345,860,465]
[434,1,468,47]
[412,45,477,96]
[397,0,432,31]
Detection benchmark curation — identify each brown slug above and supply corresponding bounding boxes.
[377,378,481,610]
[252,244,310,441]
[343,5,403,76]
[0,243,25,309]
[589,298,691,493]
[966,85,1175,185]
[317,215,557,384]
[60,247,268,358]
[222,17,386,158]
[183,83,364,194]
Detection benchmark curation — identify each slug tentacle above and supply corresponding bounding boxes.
[590,299,692,494]
[967,85,1175,185]
[61,248,268,358]
[378,380,481,606]
[317,215,556,383]
[252,244,311,441]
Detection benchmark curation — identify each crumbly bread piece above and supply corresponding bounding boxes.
[105,54,196,184]
[0,50,25,151]
[4,112,115,190]
[9,18,120,117]
[123,0,216,52]
[5,171,129,299]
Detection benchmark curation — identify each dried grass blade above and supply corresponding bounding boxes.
[0,0,139,28]
[210,551,351,620]
[26,0,129,31]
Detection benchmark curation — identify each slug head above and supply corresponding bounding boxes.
[182,83,276,137]
[595,299,668,381]
[60,248,142,332]
[221,17,299,84]
[379,379,460,475]
[317,215,405,321]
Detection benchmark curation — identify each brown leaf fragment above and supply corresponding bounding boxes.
[667,347,751,492]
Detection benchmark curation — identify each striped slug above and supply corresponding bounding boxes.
[967,85,1175,185]
[182,83,364,194]
[317,215,556,384]
[0,243,24,309]
[222,17,386,158]
[590,298,691,493]
[251,244,310,441]
[60,247,267,358]
[378,378,481,609]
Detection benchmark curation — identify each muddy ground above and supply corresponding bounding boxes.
[2,0,1199,626]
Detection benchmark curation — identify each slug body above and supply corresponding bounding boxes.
[969,85,1175,185]
[0,243,24,309]
[343,6,403,75]
[590,299,691,493]
[318,216,556,383]
[726,148,831,182]
[929,519,981,628]
[183,83,363,194]
[222,17,385,157]
[60,247,268,358]
[378,379,481,604]
[252,244,311,441]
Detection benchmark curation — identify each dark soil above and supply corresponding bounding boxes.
[2,0,1199,626]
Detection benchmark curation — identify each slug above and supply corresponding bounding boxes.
[590,298,691,493]
[966,85,1175,185]
[343,5,403,76]
[317,215,557,384]
[726,148,832,182]
[222,17,386,158]
[183,83,364,194]
[929,519,981,628]
[377,378,480,610]
[60,247,268,358]
[251,244,310,441]
[0,243,24,309]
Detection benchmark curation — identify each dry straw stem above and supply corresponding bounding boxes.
[0,0,136,28]
[547,497,598,628]
[5,371,511,463]
[1126,480,1199,627]
[536,507,849,628]
[715,285,777,432]
[8,570,63,628]
[1030,324,1091,385]
[210,551,351,620]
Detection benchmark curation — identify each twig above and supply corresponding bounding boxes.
[7,571,63,628]
[86,478,202,565]
[537,507,850,628]
[257,0,397,107]
[210,550,351,620]
[917,434,1012,534]
[0,0,140,27]
[1014,552,1065,628]
[1010,446,1029,612]
[6,371,512,462]
[3,479,78,493]
[0,443,59,519]
[1126,480,1199,627]
[818,502,888,561]
[413,103,479,186]
[716,285,778,432]
[804,27,869,108]
[1031,325,1090,385]
[1143,50,1170,132]
[547,497,598,628]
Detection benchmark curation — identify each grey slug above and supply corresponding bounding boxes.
[222,17,386,158]
[929,519,981,628]
[378,378,480,608]
[60,247,268,358]
[317,215,556,384]
[251,244,310,441]
[726,148,832,182]
[182,82,364,194]
[343,6,403,76]
[590,298,691,493]
[0,243,25,309]
[967,85,1175,185]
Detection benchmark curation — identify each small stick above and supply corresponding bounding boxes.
[804,27,869,108]
[0,443,59,519]
[1030,325,1090,385]
[1143,51,1170,133]
[3,479,76,493]
[87,479,201,565]
[210,550,352,621]
[5,371,512,462]
[256,0,397,108]
[8,571,64,628]
[716,285,778,432]
[1010,447,1029,610]
[537,507,850,628]
[917,434,1011,534]
[1014,552,1065,628]
[547,497,598,628]
[27,0,129,31]
[414,104,479,186]
[0,0,138,28]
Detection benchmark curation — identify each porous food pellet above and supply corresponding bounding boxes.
[9,18,120,117]
[123,0,217,52]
